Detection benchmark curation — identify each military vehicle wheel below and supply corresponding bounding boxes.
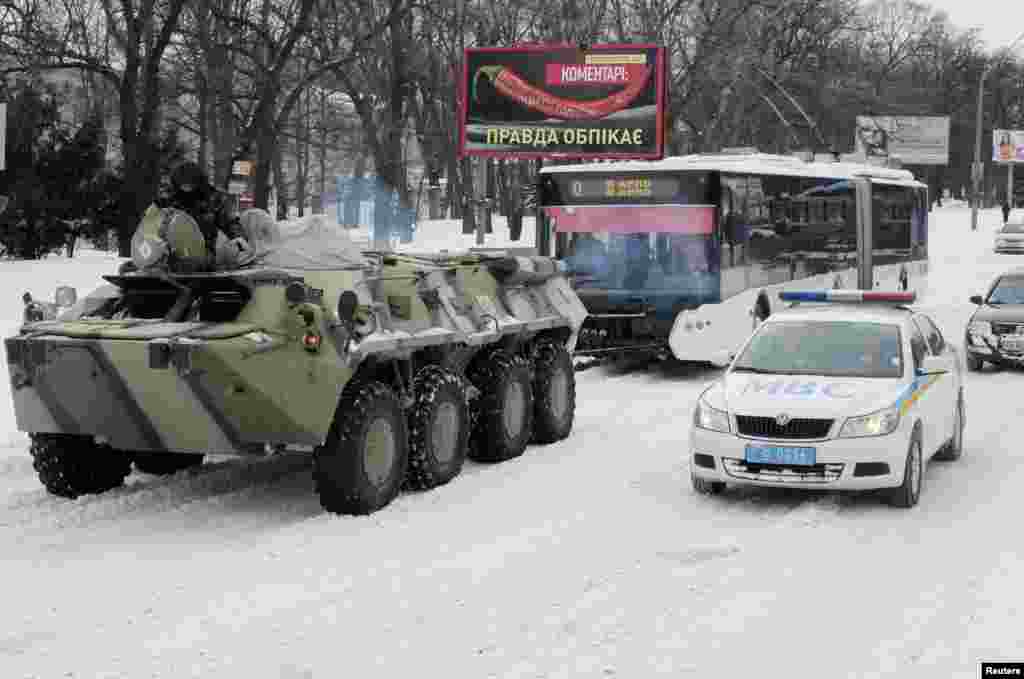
[468,352,534,463]
[132,452,205,475]
[405,366,470,491]
[30,433,132,499]
[531,339,575,444]
[314,381,409,515]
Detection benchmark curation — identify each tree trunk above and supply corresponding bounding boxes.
[509,160,525,241]
[65,224,78,258]
[197,72,209,172]
[254,103,276,212]
[460,156,475,233]
[210,43,236,189]
[318,90,328,215]
[343,150,367,226]
[116,83,162,256]
[446,153,461,220]
[295,89,311,217]
[273,143,288,220]
[372,123,406,248]
[484,159,494,233]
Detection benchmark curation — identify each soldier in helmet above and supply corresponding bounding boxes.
[158,161,251,268]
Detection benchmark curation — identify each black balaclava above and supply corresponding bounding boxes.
[171,161,207,200]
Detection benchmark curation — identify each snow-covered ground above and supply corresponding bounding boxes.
[2,208,1022,678]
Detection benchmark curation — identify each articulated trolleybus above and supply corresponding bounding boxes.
[537,151,929,365]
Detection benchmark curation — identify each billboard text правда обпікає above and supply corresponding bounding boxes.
[459,45,666,160]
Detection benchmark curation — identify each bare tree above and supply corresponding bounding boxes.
[1,0,188,255]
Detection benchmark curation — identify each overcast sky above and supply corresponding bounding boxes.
[925,0,1024,53]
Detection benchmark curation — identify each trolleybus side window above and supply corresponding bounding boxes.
[720,175,749,268]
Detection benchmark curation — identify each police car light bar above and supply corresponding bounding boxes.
[778,290,916,303]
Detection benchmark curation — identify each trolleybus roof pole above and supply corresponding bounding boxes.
[854,176,873,290]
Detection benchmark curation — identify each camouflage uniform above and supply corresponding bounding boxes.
[157,162,244,255]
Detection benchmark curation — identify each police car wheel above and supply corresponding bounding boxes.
[691,471,725,495]
[887,436,923,508]
[965,354,984,372]
[934,392,964,462]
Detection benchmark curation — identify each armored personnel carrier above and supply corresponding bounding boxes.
[7,207,588,514]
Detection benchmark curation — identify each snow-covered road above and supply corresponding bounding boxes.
[1,206,1021,678]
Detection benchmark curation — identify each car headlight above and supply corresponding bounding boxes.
[693,399,730,433]
[997,239,1009,247]
[968,320,992,336]
[839,405,900,438]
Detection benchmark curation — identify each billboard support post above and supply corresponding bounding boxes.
[1010,163,1015,209]
[854,177,874,291]
[534,158,549,256]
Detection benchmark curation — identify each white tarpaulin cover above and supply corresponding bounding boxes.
[241,210,368,270]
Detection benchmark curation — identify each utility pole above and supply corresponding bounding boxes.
[972,30,1024,230]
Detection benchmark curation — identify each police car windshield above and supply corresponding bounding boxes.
[732,320,903,378]
[988,276,1024,305]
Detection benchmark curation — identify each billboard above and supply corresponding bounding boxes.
[854,116,950,165]
[459,44,666,160]
[993,129,1024,163]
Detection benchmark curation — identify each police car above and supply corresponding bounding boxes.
[689,290,965,508]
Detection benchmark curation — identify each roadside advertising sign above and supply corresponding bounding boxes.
[853,115,950,165]
[993,129,1024,163]
[459,44,667,160]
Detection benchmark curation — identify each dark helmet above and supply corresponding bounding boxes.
[170,161,207,195]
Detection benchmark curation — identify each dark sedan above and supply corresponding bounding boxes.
[965,268,1024,370]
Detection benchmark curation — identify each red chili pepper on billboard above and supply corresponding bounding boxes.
[472,65,652,120]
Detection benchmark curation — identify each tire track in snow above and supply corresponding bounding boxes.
[0,452,314,530]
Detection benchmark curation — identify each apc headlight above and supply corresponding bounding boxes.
[693,399,730,433]
[839,405,900,438]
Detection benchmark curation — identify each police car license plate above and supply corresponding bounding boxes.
[745,445,816,466]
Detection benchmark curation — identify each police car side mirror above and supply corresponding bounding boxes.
[969,295,983,305]
[916,355,948,376]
